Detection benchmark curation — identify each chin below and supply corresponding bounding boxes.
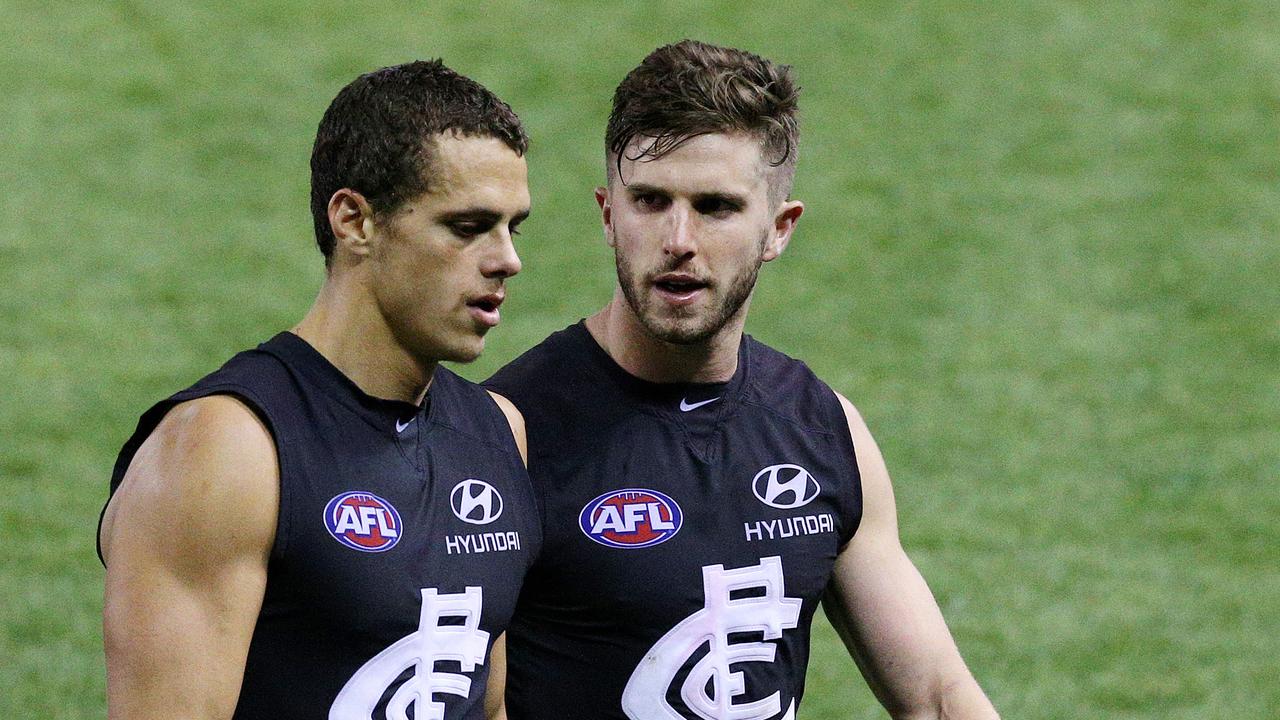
[442,337,486,364]
[403,332,484,366]
[639,314,720,345]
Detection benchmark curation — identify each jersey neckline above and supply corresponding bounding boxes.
[262,332,435,435]
[566,320,752,417]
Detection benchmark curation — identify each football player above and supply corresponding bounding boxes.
[99,60,539,719]
[486,40,1000,720]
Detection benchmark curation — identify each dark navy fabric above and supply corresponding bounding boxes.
[485,322,861,720]
[103,332,540,720]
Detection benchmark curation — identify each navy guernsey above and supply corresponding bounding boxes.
[102,332,541,720]
[485,322,862,720]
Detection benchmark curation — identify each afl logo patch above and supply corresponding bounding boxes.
[752,464,821,509]
[450,479,504,525]
[323,491,402,552]
[580,488,682,549]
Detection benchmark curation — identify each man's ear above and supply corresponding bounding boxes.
[762,200,804,262]
[595,186,615,248]
[327,189,377,261]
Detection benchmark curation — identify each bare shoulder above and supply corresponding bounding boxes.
[833,391,873,446]
[486,390,528,466]
[99,394,279,568]
[831,390,898,539]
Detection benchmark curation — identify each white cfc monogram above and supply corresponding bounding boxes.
[329,587,489,720]
[622,556,802,720]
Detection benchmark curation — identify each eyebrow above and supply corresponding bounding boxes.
[625,183,748,207]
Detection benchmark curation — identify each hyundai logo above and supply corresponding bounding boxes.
[751,464,820,509]
[450,479,503,525]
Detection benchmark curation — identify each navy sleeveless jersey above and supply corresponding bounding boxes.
[485,322,862,720]
[102,332,541,719]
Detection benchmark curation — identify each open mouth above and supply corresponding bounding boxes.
[652,274,709,304]
[655,279,706,293]
[653,274,709,295]
[466,293,504,327]
[468,296,502,313]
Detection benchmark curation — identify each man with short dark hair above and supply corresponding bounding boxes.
[100,60,539,719]
[487,41,999,719]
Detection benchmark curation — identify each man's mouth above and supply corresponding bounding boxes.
[466,292,504,327]
[652,273,709,305]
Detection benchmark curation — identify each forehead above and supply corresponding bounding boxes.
[614,132,768,198]
[422,133,530,210]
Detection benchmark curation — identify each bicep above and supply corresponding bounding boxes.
[101,396,278,720]
[824,394,971,716]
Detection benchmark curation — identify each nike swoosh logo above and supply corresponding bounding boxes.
[679,397,720,412]
[395,418,414,433]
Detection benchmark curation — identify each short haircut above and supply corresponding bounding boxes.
[310,60,528,263]
[605,40,799,204]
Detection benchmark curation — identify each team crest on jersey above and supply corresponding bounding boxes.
[623,556,801,720]
[579,488,682,549]
[330,587,489,720]
[323,491,402,552]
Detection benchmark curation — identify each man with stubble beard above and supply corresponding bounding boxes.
[486,41,999,720]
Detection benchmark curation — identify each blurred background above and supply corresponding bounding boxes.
[3,1,1277,717]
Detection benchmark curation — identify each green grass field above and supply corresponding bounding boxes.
[4,1,1277,717]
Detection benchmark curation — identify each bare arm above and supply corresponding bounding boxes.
[823,394,998,720]
[99,396,278,720]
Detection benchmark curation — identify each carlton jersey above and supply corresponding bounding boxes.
[485,322,862,720]
[100,332,540,720]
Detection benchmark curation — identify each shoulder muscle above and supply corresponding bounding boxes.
[100,394,279,569]
[835,391,898,542]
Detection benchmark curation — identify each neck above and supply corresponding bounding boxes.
[585,289,746,384]
[292,274,434,404]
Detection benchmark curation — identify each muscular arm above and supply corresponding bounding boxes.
[99,396,278,720]
[823,394,998,720]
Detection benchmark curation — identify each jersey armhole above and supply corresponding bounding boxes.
[480,389,528,468]
[826,387,864,549]
[476,388,546,563]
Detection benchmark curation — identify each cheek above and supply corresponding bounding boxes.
[384,249,457,311]
[613,210,660,243]
[707,227,764,261]
[609,224,646,265]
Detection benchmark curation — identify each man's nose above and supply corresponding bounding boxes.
[662,205,696,259]
[482,231,522,279]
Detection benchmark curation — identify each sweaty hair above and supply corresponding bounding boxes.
[605,40,799,204]
[310,60,528,264]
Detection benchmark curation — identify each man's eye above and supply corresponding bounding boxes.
[450,223,487,238]
[635,193,668,210]
[694,198,739,216]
